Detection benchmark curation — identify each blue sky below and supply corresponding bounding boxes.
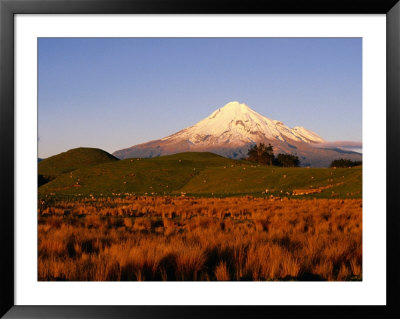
[38,38,362,158]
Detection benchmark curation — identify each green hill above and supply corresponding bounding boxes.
[39,151,361,198]
[39,152,238,195]
[38,147,118,185]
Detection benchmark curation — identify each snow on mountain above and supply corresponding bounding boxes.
[113,101,361,167]
[161,101,324,146]
[291,126,325,144]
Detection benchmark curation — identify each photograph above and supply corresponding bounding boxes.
[37,37,362,282]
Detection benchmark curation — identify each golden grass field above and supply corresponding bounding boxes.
[38,196,362,281]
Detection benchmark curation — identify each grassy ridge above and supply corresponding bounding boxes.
[177,166,361,198]
[38,147,118,178]
[39,151,361,198]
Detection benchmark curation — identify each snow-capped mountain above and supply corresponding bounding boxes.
[113,101,361,167]
[160,101,324,146]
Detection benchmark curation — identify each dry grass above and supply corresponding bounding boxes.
[38,196,362,281]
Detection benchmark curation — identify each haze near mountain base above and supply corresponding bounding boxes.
[113,102,361,167]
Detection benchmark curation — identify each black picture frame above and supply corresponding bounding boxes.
[1,0,399,318]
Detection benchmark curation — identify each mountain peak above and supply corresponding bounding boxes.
[208,101,253,120]
[221,101,250,112]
